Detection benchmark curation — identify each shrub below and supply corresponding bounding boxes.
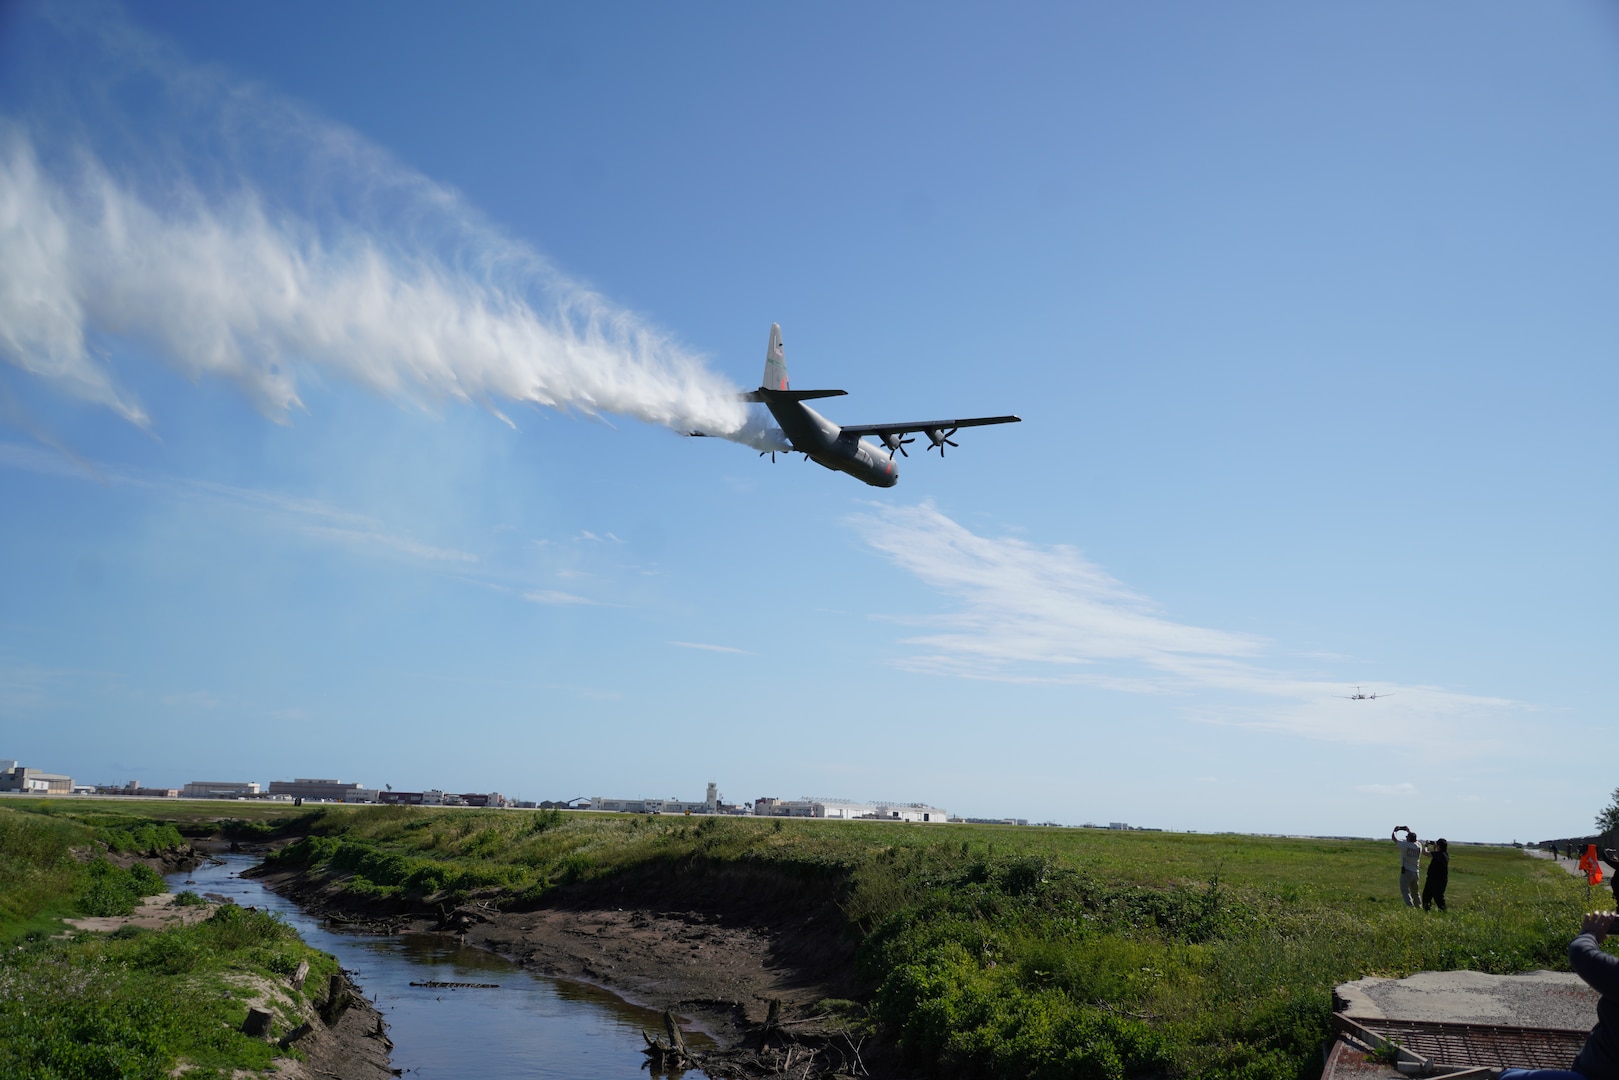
[133,930,203,974]
[91,819,185,855]
[76,860,166,917]
[200,902,297,951]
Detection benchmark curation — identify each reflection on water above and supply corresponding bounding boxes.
[170,856,711,1079]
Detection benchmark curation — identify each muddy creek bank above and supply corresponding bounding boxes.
[238,853,876,1079]
[175,856,728,1079]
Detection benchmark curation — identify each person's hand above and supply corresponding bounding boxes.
[1581,911,1616,943]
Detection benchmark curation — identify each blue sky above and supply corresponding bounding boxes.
[1,2,1614,840]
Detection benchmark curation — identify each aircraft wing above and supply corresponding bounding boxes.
[837,415,1021,438]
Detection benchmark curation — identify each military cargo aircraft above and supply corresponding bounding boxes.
[700,324,1020,488]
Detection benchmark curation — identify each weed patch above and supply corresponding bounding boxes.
[0,806,340,1079]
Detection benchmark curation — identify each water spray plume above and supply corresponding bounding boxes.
[0,10,754,443]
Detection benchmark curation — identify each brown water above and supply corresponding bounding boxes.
[170,855,712,1078]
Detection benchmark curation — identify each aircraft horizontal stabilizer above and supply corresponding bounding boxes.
[739,388,848,403]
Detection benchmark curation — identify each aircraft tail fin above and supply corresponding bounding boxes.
[761,323,789,391]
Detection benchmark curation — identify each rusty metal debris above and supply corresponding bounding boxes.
[1325,1011,1588,1078]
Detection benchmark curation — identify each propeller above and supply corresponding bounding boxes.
[883,432,915,458]
[926,427,959,456]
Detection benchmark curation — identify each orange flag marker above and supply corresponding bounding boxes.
[1580,844,1604,885]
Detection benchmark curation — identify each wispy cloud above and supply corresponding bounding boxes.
[0,441,479,568]
[0,651,139,728]
[547,683,623,701]
[670,641,752,655]
[0,655,95,716]
[850,502,1527,749]
[850,501,1262,686]
[522,589,601,606]
[161,690,220,709]
[300,526,477,565]
[1357,783,1418,796]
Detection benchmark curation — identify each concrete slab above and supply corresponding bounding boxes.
[1337,969,1596,1031]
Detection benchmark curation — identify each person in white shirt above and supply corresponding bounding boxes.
[1391,825,1422,908]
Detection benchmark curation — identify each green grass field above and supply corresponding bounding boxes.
[216,804,1605,1078]
[0,802,339,1080]
[3,798,1601,1080]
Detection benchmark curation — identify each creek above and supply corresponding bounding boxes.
[167,855,713,1078]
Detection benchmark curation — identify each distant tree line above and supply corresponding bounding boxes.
[1598,788,1619,836]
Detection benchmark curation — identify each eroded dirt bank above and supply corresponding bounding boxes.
[286,973,395,1080]
[248,856,885,1079]
[61,883,395,1080]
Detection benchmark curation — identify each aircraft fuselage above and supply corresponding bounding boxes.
[761,390,898,488]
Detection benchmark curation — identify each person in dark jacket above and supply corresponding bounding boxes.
[1421,838,1449,912]
[1499,910,1619,1079]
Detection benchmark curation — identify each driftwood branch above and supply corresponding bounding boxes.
[641,1009,698,1072]
[843,1032,869,1077]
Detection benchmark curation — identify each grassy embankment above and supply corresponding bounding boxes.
[248,804,1593,1080]
[0,802,339,1080]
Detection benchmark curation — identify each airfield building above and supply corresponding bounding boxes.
[874,803,947,823]
[594,782,722,815]
[267,778,364,802]
[374,790,507,807]
[181,781,261,799]
[754,798,875,819]
[753,797,948,823]
[0,760,72,795]
[94,781,179,798]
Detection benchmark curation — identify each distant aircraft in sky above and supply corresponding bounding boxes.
[1342,687,1393,700]
[697,324,1020,488]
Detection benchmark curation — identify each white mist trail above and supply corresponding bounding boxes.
[0,10,756,441]
[850,501,1527,751]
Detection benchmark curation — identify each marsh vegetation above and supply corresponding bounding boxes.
[3,800,1592,1079]
[261,806,1588,1080]
[0,804,339,1080]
